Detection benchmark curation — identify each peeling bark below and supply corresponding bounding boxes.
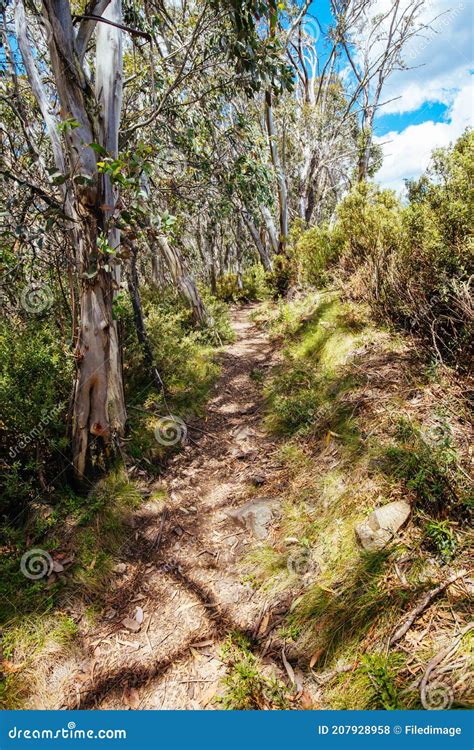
[156,234,208,325]
[15,0,128,478]
[264,90,288,252]
[241,210,273,272]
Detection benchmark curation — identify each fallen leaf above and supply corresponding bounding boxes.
[199,684,217,707]
[190,639,214,648]
[294,667,304,693]
[309,648,324,669]
[123,687,140,709]
[52,560,64,573]
[1,660,23,674]
[117,639,141,650]
[282,648,295,685]
[300,689,314,709]
[258,612,270,636]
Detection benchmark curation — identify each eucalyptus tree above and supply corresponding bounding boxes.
[11,0,131,479]
[332,0,427,182]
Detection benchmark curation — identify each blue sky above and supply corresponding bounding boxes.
[4,0,472,195]
[308,0,474,193]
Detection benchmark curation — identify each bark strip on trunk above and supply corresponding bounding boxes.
[241,210,273,272]
[156,234,208,325]
[264,90,288,252]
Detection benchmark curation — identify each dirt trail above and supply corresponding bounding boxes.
[62,306,292,710]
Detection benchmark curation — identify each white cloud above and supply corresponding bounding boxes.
[381,0,473,114]
[375,80,473,193]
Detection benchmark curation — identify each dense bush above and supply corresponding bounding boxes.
[216,264,270,302]
[292,224,343,286]
[0,317,72,517]
[121,288,225,408]
[311,131,473,368]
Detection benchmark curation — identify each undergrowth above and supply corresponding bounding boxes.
[249,292,472,709]
[217,633,290,710]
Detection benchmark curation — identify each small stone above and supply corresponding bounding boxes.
[355,501,411,551]
[227,497,280,540]
[113,562,127,574]
[251,474,266,486]
[122,617,141,633]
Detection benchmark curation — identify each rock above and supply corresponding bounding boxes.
[355,500,411,551]
[227,497,280,540]
[122,617,141,633]
[113,562,127,574]
[250,474,266,487]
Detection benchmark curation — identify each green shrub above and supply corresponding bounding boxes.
[293,224,342,285]
[360,653,402,710]
[266,254,291,297]
[216,273,241,302]
[0,317,72,517]
[216,265,270,302]
[332,131,474,368]
[382,418,469,518]
[242,264,271,300]
[217,633,289,710]
[424,519,458,563]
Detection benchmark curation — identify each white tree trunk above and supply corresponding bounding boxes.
[260,205,279,256]
[241,211,273,272]
[264,91,288,252]
[156,235,208,325]
[16,0,128,478]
